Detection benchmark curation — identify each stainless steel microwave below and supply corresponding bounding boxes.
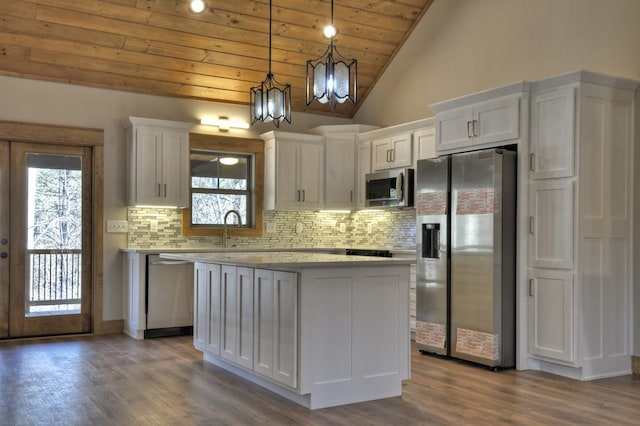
[365,168,414,208]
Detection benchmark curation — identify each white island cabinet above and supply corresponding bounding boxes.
[164,251,412,410]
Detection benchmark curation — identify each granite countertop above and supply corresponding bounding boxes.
[122,247,417,258]
[160,251,415,269]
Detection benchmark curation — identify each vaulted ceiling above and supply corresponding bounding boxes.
[0,0,435,118]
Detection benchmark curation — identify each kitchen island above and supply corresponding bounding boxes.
[161,251,413,409]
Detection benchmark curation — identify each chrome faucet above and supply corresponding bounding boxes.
[223,210,242,248]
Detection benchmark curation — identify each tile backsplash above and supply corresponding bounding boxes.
[127,207,416,250]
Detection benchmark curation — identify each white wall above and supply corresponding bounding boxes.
[354,0,640,126]
[0,76,351,321]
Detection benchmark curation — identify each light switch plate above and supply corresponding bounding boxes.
[106,220,128,233]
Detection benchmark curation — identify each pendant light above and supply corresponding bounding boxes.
[306,0,357,110]
[250,0,292,127]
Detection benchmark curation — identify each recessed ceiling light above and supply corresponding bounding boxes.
[189,0,206,14]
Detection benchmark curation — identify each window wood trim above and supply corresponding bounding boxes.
[182,133,264,237]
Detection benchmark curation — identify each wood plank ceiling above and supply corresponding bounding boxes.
[0,0,435,119]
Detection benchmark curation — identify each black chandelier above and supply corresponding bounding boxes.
[250,0,292,127]
[305,0,357,110]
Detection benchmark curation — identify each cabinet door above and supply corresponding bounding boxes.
[236,267,254,369]
[205,264,222,356]
[371,137,392,171]
[272,271,298,388]
[414,126,436,162]
[528,180,575,269]
[254,269,275,378]
[530,87,576,179]
[389,133,412,168]
[356,140,371,208]
[161,129,190,207]
[132,126,163,205]
[193,263,208,351]
[435,106,473,152]
[324,136,355,209]
[274,140,300,209]
[473,96,519,145]
[299,142,324,209]
[220,265,237,362]
[528,269,574,363]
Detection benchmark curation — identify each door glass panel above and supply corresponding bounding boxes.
[26,153,82,316]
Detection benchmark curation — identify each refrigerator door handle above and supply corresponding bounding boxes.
[529,279,535,297]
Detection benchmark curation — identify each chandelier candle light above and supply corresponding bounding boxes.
[306,0,357,110]
[250,0,292,127]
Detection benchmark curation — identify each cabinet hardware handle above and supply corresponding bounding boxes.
[529,153,535,171]
[473,120,478,137]
[467,121,473,138]
[157,183,161,197]
[350,190,353,203]
[390,149,395,162]
[529,279,534,297]
[529,216,535,234]
[164,183,167,197]
[386,149,390,162]
[297,190,301,202]
[302,189,306,202]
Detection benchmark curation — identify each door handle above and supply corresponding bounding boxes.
[467,121,473,138]
[529,153,536,171]
[529,216,535,234]
[528,279,534,297]
[0,252,7,259]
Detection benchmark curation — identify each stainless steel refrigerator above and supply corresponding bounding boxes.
[415,148,516,368]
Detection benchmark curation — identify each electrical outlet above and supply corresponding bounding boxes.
[367,223,373,234]
[106,220,128,233]
[339,223,346,233]
[149,220,158,233]
[266,222,275,233]
[295,222,303,234]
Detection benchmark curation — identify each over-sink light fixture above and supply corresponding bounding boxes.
[200,117,249,131]
[306,0,357,110]
[249,0,292,127]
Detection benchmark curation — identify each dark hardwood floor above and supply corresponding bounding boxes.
[1,334,639,425]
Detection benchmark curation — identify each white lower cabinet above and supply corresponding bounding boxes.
[527,269,574,363]
[253,269,298,388]
[220,265,254,369]
[193,262,221,354]
[195,263,297,388]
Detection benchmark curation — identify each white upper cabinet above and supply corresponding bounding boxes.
[529,87,576,179]
[356,139,371,209]
[413,122,436,162]
[371,132,413,171]
[126,117,193,207]
[430,85,525,154]
[309,125,378,210]
[262,131,324,210]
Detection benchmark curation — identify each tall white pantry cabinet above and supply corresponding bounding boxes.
[527,71,637,379]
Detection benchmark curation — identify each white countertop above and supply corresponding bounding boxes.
[160,251,415,269]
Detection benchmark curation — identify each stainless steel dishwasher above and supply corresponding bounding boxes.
[145,254,194,338]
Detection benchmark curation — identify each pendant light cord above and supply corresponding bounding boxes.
[268,0,273,76]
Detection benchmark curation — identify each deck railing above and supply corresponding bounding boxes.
[27,249,82,313]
